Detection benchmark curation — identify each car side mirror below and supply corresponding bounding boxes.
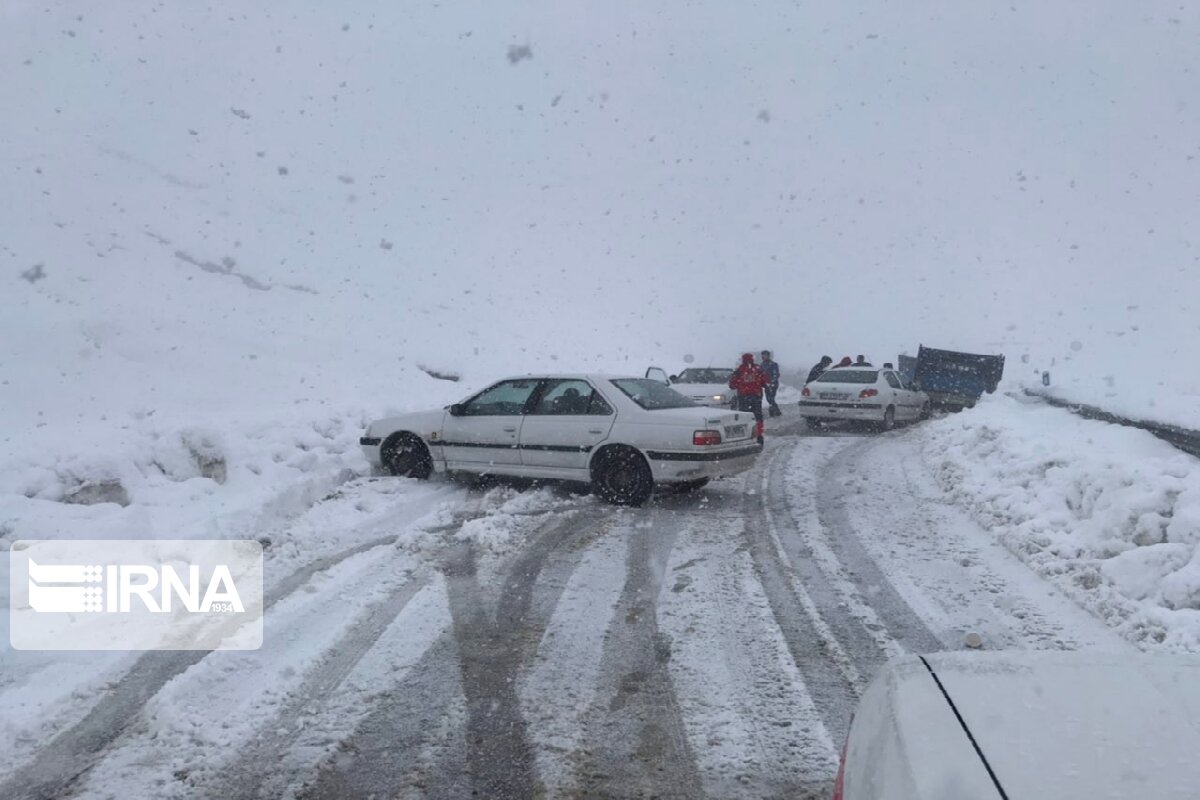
[668,375,678,383]
[449,403,466,417]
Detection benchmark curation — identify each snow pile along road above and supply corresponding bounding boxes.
[922,395,1200,649]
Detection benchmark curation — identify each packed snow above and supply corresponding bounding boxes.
[923,395,1200,650]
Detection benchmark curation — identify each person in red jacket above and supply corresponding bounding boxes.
[729,352,768,443]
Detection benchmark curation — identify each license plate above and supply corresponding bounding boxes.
[820,392,849,401]
[724,424,747,438]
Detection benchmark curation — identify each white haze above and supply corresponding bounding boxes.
[3,0,1198,453]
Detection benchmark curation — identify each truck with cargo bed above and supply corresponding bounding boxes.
[898,345,1004,410]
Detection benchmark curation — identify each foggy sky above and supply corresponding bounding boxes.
[3,1,1197,416]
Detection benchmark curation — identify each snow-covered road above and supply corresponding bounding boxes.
[1,410,1134,800]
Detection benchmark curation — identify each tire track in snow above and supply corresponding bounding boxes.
[442,511,598,799]
[807,437,945,657]
[0,541,404,800]
[840,434,1129,653]
[575,509,704,800]
[655,484,840,799]
[518,522,629,797]
[69,547,439,800]
[0,486,475,800]
[298,506,612,799]
[296,631,468,800]
[739,438,867,749]
[205,571,438,799]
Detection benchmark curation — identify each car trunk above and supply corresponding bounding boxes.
[810,375,877,403]
[644,408,755,444]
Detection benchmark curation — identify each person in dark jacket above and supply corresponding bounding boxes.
[854,355,873,367]
[806,355,833,385]
[729,353,768,443]
[760,350,782,417]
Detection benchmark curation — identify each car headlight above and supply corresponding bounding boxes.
[713,394,726,402]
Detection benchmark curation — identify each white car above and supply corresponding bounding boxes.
[798,366,930,430]
[360,374,763,505]
[645,366,737,407]
[836,651,1200,799]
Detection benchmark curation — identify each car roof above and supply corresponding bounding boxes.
[918,651,1200,799]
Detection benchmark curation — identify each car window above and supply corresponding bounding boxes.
[815,370,878,384]
[460,379,539,416]
[610,378,697,410]
[884,372,902,389]
[532,379,611,415]
[588,392,614,415]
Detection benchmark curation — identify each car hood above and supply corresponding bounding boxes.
[925,651,1200,800]
[367,408,448,440]
[671,382,732,396]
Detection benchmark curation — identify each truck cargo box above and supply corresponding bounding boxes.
[911,345,1004,409]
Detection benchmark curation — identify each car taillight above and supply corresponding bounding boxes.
[693,430,722,446]
[801,386,811,397]
[859,388,878,398]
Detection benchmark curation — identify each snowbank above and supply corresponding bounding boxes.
[922,395,1200,649]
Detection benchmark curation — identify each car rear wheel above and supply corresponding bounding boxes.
[804,417,824,430]
[919,401,931,421]
[879,406,896,432]
[381,433,433,479]
[592,446,654,506]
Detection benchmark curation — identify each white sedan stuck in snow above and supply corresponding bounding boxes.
[798,366,930,430]
[360,374,763,505]
[837,651,1200,800]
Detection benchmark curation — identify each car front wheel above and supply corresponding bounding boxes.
[381,433,433,479]
[592,447,654,506]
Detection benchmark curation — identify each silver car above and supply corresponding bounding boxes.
[836,651,1200,799]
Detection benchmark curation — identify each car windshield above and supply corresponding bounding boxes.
[610,378,698,410]
[675,368,734,384]
[816,370,878,384]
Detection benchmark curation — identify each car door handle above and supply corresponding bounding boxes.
[588,428,604,434]
[503,426,518,433]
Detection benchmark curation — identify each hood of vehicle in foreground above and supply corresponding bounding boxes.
[925,651,1200,800]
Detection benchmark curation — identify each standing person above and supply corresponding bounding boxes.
[806,355,833,385]
[760,350,782,417]
[834,356,853,368]
[854,355,873,367]
[729,353,768,444]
